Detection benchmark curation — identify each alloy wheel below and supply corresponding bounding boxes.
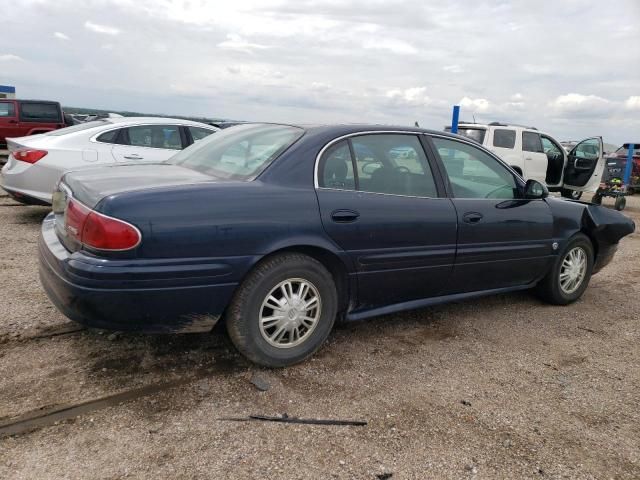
[559,247,587,295]
[259,278,322,348]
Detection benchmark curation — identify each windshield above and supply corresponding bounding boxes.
[45,120,110,136]
[444,127,486,144]
[170,124,304,180]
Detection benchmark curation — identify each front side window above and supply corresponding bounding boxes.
[493,129,516,149]
[189,126,215,143]
[126,125,182,150]
[170,124,304,180]
[572,138,600,160]
[0,102,15,117]
[522,131,543,153]
[19,102,61,122]
[433,137,518,199]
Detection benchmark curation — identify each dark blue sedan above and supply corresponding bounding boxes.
[39,124,635,366]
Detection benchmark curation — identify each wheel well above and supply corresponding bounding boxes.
[262,246,351,314]
[510,165,523,176]
[579,229,599,261]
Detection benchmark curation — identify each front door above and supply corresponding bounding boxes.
[111,124,184,163]
[315,133,457,312]
[429,135,554,293]
[562,137,605,193]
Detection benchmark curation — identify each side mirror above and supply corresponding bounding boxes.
[524,179,549,199]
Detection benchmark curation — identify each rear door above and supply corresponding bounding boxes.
[429,135,554,293]
[315,133,457,312]
[0,100,20,146]
[562,137,605,193]
[111,124,185,162]
[521,130,548,183]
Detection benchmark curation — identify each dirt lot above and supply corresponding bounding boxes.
[0,191,638,479]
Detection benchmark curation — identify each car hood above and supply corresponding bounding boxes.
[62,163,217,208]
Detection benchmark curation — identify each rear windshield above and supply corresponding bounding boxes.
[19,103,61,122]
[169,124,304,180]
[445,127,486,144]
[45,120,110,136]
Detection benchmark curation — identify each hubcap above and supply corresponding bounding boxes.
[559,247,587,295]
[259,278,321,349]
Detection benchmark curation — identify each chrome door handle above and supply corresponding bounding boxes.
[123,154,143,160]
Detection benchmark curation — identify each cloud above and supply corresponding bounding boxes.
[54,31,70,40]
[443,64,464,73]
[217,34,270,53]
[549,93,614,117]
[625,96,640,111]
[0,54,22,62]
[459,97,491,113]
[362,37,417,55]
[386,87,432,107]
[84,21,120,36]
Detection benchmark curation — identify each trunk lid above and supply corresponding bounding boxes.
[53,163,218,252]
[61,163,216,208]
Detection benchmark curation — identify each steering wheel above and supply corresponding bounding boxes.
[484,184,512,199]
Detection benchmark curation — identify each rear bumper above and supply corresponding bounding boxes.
[1,157,56,204]
[38,214,242,333]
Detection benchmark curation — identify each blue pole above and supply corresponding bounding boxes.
[451,105,460,134]
[623,143,634,188]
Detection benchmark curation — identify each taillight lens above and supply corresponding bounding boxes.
[13,148,48,164]
[64,198,140,251]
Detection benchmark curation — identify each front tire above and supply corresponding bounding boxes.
[226,253,337,367]
[536,233,593,305]
[614,196,626,211]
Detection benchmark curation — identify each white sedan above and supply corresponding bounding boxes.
[1,117,219,204]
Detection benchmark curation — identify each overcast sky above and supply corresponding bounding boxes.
[2,0,639,144]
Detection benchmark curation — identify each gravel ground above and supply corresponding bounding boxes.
[0,191,638,479]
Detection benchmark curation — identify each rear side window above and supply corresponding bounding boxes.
[19,102,61,122]
[0,102,15,117]
[188,126,215,143]
[522,131,543,153]
[96,129,120,144]
[445,127,486,144]
[126,125,183,150]
[319,134,437,197]
[319,141,355,190]
[493,129,515,149]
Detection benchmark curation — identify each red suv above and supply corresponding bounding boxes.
[0,99,67,150]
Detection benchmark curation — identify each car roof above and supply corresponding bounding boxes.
[281,123,459,139]
[103,117,217,127]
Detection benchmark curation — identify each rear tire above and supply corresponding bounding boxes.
[226,253,337,367]
[614,196,626,211]
[536,233,593,305]
[561,189,582,200]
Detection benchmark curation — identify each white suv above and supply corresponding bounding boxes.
[445,122,606,200]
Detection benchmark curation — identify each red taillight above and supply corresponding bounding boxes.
[64,198,140,251]
[13,148,48,164]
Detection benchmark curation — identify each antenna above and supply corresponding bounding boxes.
[472,114,476,123]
